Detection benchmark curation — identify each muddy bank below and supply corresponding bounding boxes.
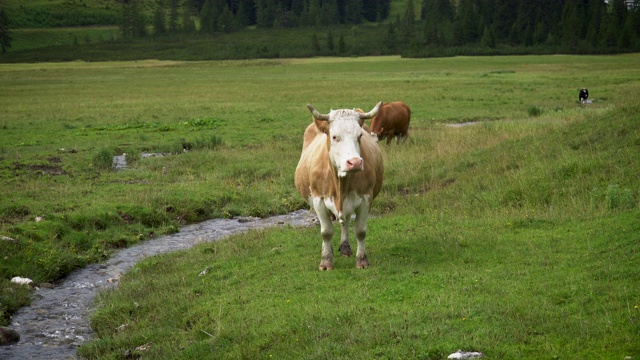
[0,210,315,360]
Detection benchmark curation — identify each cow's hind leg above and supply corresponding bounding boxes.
[314,199,334,271]
[353,206,370,269]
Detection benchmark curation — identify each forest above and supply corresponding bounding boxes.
[123,0,640,52]
[1,0,639,60]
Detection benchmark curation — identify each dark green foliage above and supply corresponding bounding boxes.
[92,148,114,170]
[6,4,119,28]
[1,0,639,59]
[0,204,31,223]
[527,105,543,117]
[0,8,12,53]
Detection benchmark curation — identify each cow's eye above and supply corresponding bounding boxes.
[332,135,339,142]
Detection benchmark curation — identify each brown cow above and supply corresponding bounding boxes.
[368,101,411,145]
[295,102,384,270]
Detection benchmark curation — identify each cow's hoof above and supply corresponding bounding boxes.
[339,243,352,257]
[356,259,369,269]
[319,260,333,271]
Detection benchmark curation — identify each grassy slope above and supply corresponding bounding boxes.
[79,104,640,359]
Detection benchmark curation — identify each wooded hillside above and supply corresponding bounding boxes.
[1,0,639,60]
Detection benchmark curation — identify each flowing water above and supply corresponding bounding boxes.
[0,210,315,360]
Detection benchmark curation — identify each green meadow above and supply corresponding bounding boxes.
[1,55,639,358]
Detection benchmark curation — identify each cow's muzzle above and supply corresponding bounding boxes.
[344,157,364,173]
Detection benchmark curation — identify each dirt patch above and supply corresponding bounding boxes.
[13,162,67,176]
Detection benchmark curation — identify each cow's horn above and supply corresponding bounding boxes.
[307,104,330,121]
[358,101,382,119]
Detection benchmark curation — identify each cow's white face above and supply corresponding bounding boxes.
[327,109,364,177]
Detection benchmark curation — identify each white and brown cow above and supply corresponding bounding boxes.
[295,102,384,270]
[368,101,411,145]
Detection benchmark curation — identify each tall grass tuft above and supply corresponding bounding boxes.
[527,105,543,117]
[591,184,637,211]
[92,147,114,170]
[190,135,224,151]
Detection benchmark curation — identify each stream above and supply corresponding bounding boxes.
[0,210,315,360]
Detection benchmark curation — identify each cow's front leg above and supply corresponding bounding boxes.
[353,206,370,269]
[338,217,352,257]
[314,199,335,270]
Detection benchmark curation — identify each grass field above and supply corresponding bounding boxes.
[1,54,639,358]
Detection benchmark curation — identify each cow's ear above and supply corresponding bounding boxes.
[314,117,330,134]
[358,118,365,127]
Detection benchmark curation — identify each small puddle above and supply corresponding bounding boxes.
[445,121,481,128]
[0,210,315,360]
[112,153,169,170]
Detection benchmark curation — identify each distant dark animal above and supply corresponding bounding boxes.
[579,88,589,103]
[295,102,384,270]
[368,101,411,145]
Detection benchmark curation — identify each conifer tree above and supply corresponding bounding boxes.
[586,0,607,46]
[326,30,334,53]
[219,4,234,33]
[182,5,196,33]
[153,0,167,35]
[311,33,320,52]
[120,0,146,39]
[200,0,219,34]
[338,34,346,54]
[0,8,12,53]
[169,0,180,33]
[454,0,480,45]
[384,20,396,52]
[399,0,416,44]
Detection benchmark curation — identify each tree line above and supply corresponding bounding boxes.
[120,0,639,51]
[2,0,639,56]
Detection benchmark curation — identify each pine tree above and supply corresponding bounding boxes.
[311,33,321,52]
[321,0,339,25]
[480,26,495,48]
[586,0,607,46]
[384,20,396,52]
[561,0,588,47]
[0,8,12,53]
[121,0,146,39]
[454,0,480,45]
[623,3,640,47]
[200,0,219,34]
[219,4,234,33]
[338,34,346,54]
[344,0,364,24]
[182,5,196,33]
[492,0,518,42]
[399,0,416,44]
[256,0,276,28]
[236,0,255,27]
[326,30,334,53]
[153,0,167,35]
[169,0,180,33]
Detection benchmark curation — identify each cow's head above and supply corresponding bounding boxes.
[307,102,381,177]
